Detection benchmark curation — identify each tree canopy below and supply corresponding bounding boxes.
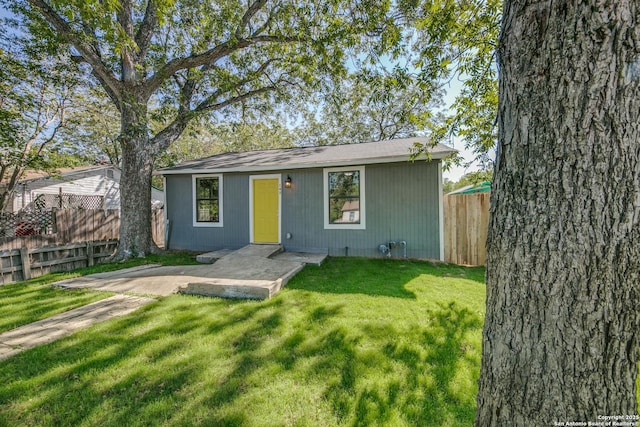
[399,0,501,168]
[2,0,502,255]
[0,22,83,211]
[6,0,411,256]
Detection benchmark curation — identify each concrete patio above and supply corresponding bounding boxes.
[56,245,326,300]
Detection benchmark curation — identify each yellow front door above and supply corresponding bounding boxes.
[252,178,279,243]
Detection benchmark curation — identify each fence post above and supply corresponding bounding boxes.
[20,247,31,280]
[87,241,95,266]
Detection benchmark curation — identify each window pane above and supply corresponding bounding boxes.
[328,170,360,224]
[329,197,360,224]
[197,178,218,199]
[195,176,220,223]
[197,200,219,222]
[328,171,359,198]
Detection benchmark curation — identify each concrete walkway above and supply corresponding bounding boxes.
[0,294,155,361]
[56,245,326,299]
[0,245,325,361]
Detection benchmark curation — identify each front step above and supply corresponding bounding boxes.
[231,244,283,258]
[196,249,235,264]
[179,261,304,300]
[185,244,302,300]
[196,245,283,264]
[179,279,278,300]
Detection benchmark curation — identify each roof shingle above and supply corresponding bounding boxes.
[159,137,455,174]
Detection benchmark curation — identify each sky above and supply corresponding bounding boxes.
[438,77,485,183]
[442,143,479,182]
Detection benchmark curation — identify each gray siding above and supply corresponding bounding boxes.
[165,161,442,259]
[165,174,250,251]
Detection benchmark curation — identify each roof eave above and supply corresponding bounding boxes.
[158,151,454,175]
[16,165,120,184]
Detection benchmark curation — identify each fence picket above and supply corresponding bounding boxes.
[443,193,490,266]
[0,209,164,252]
[0,239,119,284]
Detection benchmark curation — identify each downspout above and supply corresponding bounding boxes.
[163,175,170,250]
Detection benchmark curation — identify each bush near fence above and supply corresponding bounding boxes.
[443,192,490,266]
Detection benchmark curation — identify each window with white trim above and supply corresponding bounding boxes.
[193,175,223,227]
[323,166,365,229]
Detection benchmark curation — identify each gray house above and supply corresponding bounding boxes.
[160,137,455,259]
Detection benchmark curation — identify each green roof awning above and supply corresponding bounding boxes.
[448,181,491,195]
[461,181,491,194]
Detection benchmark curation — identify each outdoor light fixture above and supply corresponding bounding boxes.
[284,175,292,189]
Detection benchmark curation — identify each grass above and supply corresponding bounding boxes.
[0,251,199,334]
[0,282,112,334]
[0,256,636,425]
[0,257,485,426]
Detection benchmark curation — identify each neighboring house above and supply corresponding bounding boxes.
[334,200,360,224]
[2,165,164,212]
[160,137,455,259]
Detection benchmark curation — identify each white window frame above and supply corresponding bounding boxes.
[323,165,366,230]
[192,174,223,227]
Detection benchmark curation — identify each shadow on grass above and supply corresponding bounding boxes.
[287,257,485,299]
[0,284,111,333]
[0,282,483,426]
[302,301,481,426]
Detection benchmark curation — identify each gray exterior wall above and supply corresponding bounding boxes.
[164,160,442,259]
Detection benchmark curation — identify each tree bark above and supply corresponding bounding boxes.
[115,97,157,258]
[476,1,640,425]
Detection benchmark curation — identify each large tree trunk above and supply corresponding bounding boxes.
[115,100,157,258]
[476,1,640,425]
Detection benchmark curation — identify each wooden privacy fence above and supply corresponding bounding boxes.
[443,192,490,266]
[0,240,118,284]
[0,209,165,251]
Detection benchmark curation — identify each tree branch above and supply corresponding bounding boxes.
[150,84,276,155]
[36,98,67,156]
[27,0,123,102]
[200,85,276,113]
[117,0,137,83]
[81,22,103,60]
[143,34,300,98]
[235,0,268,39]
[135,0,158,62]
[149,114,191,155]
[143,40,241,98]
[250,9,275,37]
[194,58,278,112]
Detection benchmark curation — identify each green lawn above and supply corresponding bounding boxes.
[0,251,199,334]
[0,257,485,426]
[0,257,636,425]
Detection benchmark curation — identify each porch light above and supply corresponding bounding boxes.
[284,175,292,189]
